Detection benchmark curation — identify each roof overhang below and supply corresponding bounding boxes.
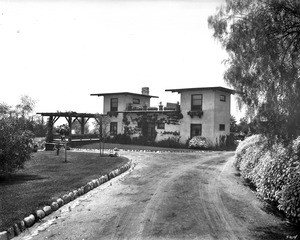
[90,92,158,98]
[165,87,235,94]
[36,112,103,118]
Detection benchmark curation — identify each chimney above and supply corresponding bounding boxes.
[142,87,149,95]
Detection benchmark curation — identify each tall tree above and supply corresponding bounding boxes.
[230,115,238,133]
[15,95,36,118]
[208,0,300,140]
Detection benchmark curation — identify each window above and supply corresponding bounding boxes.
[110,98,118,111]
[220,95,226,102]
[191,94,202,111]
[219,124,225,131]
[157,122,165,129]
[191,124,202,138]
[133,98,140,104]
[110,122,118,135]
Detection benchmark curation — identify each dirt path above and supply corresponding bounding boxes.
[14,151,298,240]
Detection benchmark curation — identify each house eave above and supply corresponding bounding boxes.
[165,87,235,94]
[90,92,158,98]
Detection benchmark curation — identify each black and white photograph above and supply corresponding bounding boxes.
[0,0,299,239]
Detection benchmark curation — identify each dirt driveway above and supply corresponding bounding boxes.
[15,151,298,240]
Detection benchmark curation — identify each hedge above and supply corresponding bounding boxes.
[235,135,300,223]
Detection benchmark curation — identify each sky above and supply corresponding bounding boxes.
[0,0,243,120]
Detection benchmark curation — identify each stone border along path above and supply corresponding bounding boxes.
[0,152,133,240]
[72,147,207,154]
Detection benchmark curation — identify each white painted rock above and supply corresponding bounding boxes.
[73,190,79,199]
[43,206,52,216]
[57,198,64,207]
[23,214,35,227]
[83,184,90,193]
[68,192,75,201]
[36,209,45,220]
[62,194,70,204]
[0,231,8,240]
[51,202,59,211]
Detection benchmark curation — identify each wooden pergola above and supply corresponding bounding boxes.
[37,112,105,142]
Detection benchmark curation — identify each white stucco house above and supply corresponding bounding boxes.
[90,87,234,146]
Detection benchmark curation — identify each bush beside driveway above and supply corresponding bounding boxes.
[235,135,300,224]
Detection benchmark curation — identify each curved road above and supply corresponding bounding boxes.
[15,151,297,240]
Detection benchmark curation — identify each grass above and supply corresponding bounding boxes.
[0,150,128,231]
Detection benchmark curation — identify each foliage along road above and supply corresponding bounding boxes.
[15,151,298,240]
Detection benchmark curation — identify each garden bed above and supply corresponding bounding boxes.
[0,150,128,231]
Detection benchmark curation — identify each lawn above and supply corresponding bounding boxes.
[0,150,128,231]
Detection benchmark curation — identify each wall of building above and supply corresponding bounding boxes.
[102,90,231,146]
[103,94,151,113]
[213,90,231,143]
[179,89,216,144]
[155,115,181,142]
[176,89,231,145]
[111,112,182,142]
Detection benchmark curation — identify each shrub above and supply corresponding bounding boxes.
[188,136,211,149]
[278,172,300,222]
[234,134,265,170]
[238,141,268,180]
[235,135,300,223]
[155,137,186,149]
[0,117,34,175]
[111,134,132,144]
[131,136,152,146]
[253,143,294,201]
[277,137,300,222]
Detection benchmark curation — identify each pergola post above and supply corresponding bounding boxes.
[81,117,85,134]
[46,115,60,142]
[65,116,73,143]
[46,116,54,142]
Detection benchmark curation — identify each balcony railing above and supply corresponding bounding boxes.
[126,104,179,112]
[187,110,203,118]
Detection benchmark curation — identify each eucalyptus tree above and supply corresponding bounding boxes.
[208,0,300,140]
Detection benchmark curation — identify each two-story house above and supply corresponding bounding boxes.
[91,86,234,146]
[165,87,234,144]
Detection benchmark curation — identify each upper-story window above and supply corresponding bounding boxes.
[110,98,118,111]
[220,95,226,102]
[191,94,203,111]
[133,98,140,104]
[219,124,225,131]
